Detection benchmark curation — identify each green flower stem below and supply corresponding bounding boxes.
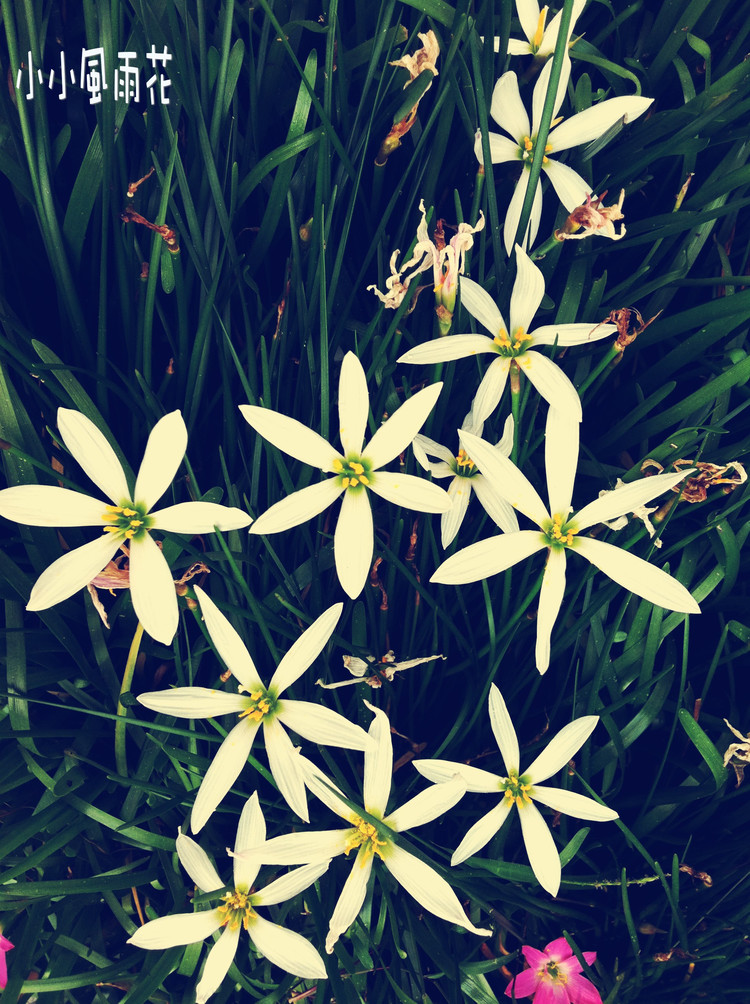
[115,621,145,779]
[578,344,620,400]
[530,232,563,260]
[510,363,522,465]
[513,0,575,249]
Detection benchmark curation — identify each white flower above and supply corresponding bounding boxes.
[240,351,451,598]
[413,413,519,546]
[137,589,370,831]
[431,409,700,673]
[490,0,587,59]
[0,409,251,644]
[474,57,652,253]
[599,477,661,546]
[233,703,491,953]
[127,793,327,1000]
[413,684,618,897]
[398,245,616,423]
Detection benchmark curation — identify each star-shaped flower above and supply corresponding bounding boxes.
[127,793,327,1000]
[492,0,587,59]
[0,409,251,644]
[505,935,602,1003]
[137,589,370,831]
[241,352,450,598]
[234,703,491,954]
[414,685,618,897]
[398,246,615,424]
[431,410,700,673]
[0,935,13,990]
[413,413,519,546]
[474,57,652,253]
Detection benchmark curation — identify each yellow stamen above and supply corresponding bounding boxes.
[532,7,548,49]
[332,458,344,472]
[350,462,365,476]
[342,477,351,488]
[121,507,137,517]
[359,474,370,485]
[102,525,120,533]
[523,136,533,152]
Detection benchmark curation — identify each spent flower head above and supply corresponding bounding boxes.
[432,410,700,673]
[0,409,251,644]
[137,590,370,831]
[127,793,327,1000]
[399,245,616,423]
[241,351,450,598]
[414,685,618,896]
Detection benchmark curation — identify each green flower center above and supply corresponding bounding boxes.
[520,135,553,165]
[501,769,533,808]
[101,502,151,540]
[493,328,534,358]
[542,513,579,550]
[454,448,479,477]
[332,456,374,490]
[218,889,256,931]
[344,815,388,862]
[543,961,566,984]
[238,687,276,722]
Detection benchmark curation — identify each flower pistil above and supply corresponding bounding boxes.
[237,688,275,722]
[101,503,151,539]
[344,816,388,862]
[332,457,373,489]
[501,769,533,808]
[218,889,257,931]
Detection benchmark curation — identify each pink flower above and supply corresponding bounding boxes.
[505,937,601,1004]
[0,935,14,989]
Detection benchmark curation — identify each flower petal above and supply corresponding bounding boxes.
[532,53,571,133]
[545,409,579,519]
[459,430,549,525]
[253,859,330,907]
[195,924,239,1003]
[137,687,248,717]
[325,847,374,953]
[566,972,603,1004]
[488,684,520,773]
[191,719,260,834]
[27,533,122,611]
[504,169,542,256]
[535,550,567,675]
[510,245,546,334]
[127,909,223,949]
[269,603,343,695]
[574,470,695,531]
[253,478,344,536]
[440,476,472,547]
[57,409,129,504]
[412,433,456,471]
[518,801,561,896]
[264,718,309,821]
[363,701,393,816]
[384,774,465,832]
[334,488,373,599]
[505,969,542,999]
[239,405,338,471]
[300,758,355,823]
[247,912,327,979]
[243,828,352,865]
[490,71,530,141]
[451,799,513,865]
[542,158,592,212]
[176,829,225,893]
[232,792,265,891]
[474,129,522,166]
[519,351,582,421]
[134,411,188,512]
[516,0,541,45]
[384,843,491,935]
[0,486,107,526]
[369,471,452,514]
[128,533,179,645]
[575,537,700,613]
[151,502,251,533]
[194,586,264,691]
[549,96,653,153]
[472,476,520,534]
[365,382,443,470]
[459,278,507,336]
[338,352,370,457]
[398,334,497,366]
[472,357,512,426]
[538,0,587,56]
[525,716,599,783]
[278,700,371,751]
[532,321,617,347]
[533,785,619,821]
[412,758,501,793]
[431,530,546,585]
